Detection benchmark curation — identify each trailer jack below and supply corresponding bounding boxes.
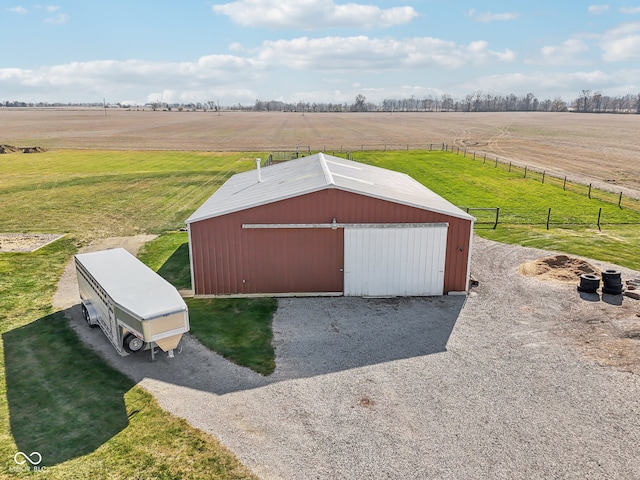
[167,349,175,359]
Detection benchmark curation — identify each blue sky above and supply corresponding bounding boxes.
[1,1,640,105]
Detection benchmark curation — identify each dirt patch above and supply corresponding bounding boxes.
[519,254,600,283]
[0,233,65,252]
[52,234,156,310]
[0,144,46,154]
[566,307,640,374]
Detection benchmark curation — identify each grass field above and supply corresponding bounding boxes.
[0,147,639,478]
[0,150,263,239]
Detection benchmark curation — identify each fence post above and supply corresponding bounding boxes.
[483,153,486,164]
[542,171,545,184]
[442,143,445,150]
[429,143,432,151]
[508,161,512,172]
[464,148,467,157]
[495,157,498,168]
[597,207,602,231]
[588,183,592,199]
[494,207,500,229]
[524,165,528,178]
[618,191,623,208]
[546,208,551,230]
[473,151,476,160]
[563,176,567,190]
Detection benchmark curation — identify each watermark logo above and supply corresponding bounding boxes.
[14,451,42,466]
[11,451,45,472]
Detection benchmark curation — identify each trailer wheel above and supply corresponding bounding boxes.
[81,304,97,328]
[123,333,144,354]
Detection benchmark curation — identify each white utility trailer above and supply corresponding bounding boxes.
[75,247,189,360]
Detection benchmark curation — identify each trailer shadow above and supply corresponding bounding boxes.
[3,312,134,467]
[66,294,466,396]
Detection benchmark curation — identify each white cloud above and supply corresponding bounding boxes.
[44,13,69,24]
[527,38,590,65]
[469,10,520,23]
[600,22,640,61]
[212,0,418,29]
[0,55,264,103]
[588,5,610,15]
[455,70,621,99]
[256,35,515,71]
[620,6,640,14]
[7,6,27,14]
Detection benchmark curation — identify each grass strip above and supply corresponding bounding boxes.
[186,297,277,376]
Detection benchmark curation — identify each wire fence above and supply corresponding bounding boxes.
[439,143,640,213]
[463,206,640,230]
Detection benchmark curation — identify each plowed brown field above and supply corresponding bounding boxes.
[1,108,639,193]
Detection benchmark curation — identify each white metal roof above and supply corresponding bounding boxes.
[75,248,187,320]
[186,153,475,224]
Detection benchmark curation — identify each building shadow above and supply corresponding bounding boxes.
[156,242,191,289]
[3,312,134,467]
[63,293,466,396]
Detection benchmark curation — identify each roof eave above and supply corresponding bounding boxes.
[186,183,475,224]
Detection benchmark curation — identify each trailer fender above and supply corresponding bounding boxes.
[80,300,99,328]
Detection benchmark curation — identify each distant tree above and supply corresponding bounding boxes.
[353,94,367,112]
[579,89,591,111]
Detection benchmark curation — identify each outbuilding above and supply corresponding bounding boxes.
[186,153,475,297]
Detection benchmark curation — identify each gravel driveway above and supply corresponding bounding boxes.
[58,236,640,479]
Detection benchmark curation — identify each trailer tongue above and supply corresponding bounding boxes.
[75,247,189,360]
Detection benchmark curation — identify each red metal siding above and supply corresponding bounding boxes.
[190,188,472,295]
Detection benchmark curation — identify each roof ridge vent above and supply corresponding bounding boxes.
[318,152,335,186]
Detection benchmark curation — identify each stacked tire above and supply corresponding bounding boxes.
[578,274,600,293]
[602,270,623,295]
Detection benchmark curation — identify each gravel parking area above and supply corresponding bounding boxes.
[58,236,640,479]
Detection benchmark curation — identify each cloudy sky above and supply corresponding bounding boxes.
[1,1,640,105]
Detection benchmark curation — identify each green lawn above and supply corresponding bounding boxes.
[0,150,262,238]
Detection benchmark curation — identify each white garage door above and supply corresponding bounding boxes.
[343,224,448,296]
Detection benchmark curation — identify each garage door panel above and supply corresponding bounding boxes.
[344,225,447,296]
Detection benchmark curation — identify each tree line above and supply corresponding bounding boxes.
[3,90,639,114]
[252,91,640,114]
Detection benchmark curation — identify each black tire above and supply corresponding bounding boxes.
[578,273,600,293]
[602,286,623,295]
[123,333,144,354]
[602,269,621,281]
